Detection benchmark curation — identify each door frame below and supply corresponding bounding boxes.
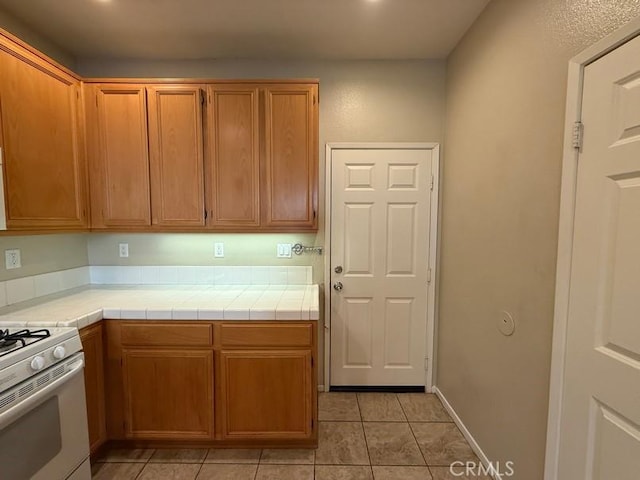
[323,142,440,392]
[544,18,640,480]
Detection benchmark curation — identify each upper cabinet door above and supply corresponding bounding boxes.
[0,46,87,229]
[263,84,318,229]
[147,85,205,227]
[87,85,151,227]
[207,85,260,227]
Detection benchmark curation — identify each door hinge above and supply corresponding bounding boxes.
[424,357,429,371]
[572,121,584,150]
[430,174,434,191]
[427,268,432,284]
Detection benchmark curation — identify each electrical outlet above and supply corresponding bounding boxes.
[5,249,21,270]
[119,243,129,258]
[277,243,292,258]
[214,242,224,258]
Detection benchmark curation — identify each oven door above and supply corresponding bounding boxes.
[0,353,90,480]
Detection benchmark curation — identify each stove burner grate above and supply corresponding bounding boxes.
[0,328,51,357]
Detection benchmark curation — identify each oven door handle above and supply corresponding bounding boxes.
[0,355,84,430]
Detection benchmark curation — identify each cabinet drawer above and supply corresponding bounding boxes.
[121,323,212,346]
[220,323,312,347]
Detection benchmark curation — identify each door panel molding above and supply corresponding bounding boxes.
[324,142,440,391]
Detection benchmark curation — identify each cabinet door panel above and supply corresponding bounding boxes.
[207,85,260,227]
[220,349,312,439]
[148,85,205,226]
[89,85,150,227]
[0,47,86,228]
[263,84,318,229]
[80,323,106,455]
[123,348,213,440]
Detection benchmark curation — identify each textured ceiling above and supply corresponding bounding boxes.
[0,0,489,60]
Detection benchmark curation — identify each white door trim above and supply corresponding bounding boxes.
[323,142,440,392]
[545,17,640,480]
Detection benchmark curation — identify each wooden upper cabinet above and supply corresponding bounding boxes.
[0,45,87,229]
[263,84,318,229]
[207,85,260,227]
[147,85,205,227]
[86,85,151,227]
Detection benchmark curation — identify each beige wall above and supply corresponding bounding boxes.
[88,233,323,283]
[440,1,640,479]
[0,6,75,68]
[0,234,88,281]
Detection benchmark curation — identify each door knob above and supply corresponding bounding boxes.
[333,282,343,292]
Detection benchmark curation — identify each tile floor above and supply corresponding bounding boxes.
[92,392,490,480]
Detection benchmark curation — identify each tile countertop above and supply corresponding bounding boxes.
[0,285,320,329]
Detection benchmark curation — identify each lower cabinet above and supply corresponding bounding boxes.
[122,348,214,440]
[79,323,107,455]
[103,320,316,446]
[219,350,313,439]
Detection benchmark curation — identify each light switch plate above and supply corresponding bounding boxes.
[5,249,21,270]
[277,243,292,258]
[214,242,224,258]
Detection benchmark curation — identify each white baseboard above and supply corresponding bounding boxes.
[433,386,502,480]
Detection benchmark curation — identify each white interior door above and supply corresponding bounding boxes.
[330,147,434,386]
[558,34,640,478]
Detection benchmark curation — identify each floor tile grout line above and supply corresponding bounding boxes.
[194,456,206,480]
[426,463,435,479]
[395,393,411,423]
[408,421,429,468]
[393,393,409,423]
[355,393,375,476]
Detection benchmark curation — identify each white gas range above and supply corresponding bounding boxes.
[0,326,91,480]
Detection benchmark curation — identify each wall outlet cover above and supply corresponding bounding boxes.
[5,249,21,270]
[118,243,129,258]
[214,242,224,258]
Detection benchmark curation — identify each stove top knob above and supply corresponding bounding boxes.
[30,355,45,371]
[53,345,66,360]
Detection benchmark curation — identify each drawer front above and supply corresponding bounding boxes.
[121,323,212,346]
[220,323,313,347]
